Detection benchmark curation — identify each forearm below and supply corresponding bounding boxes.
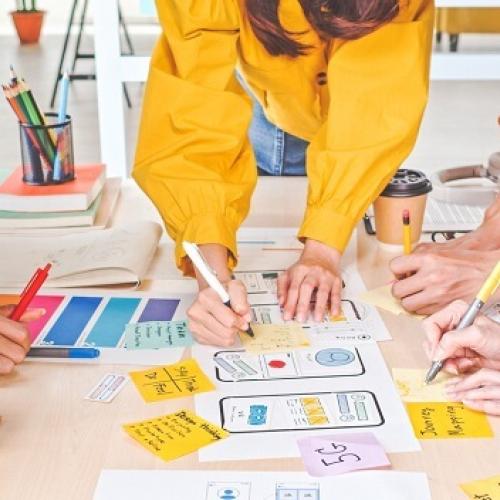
[195,244,232,290]
[302,238,342,268]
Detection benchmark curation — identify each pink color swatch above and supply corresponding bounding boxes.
[26,295,65,342]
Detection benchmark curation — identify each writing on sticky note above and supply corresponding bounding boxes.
[123,410,228,462]
[406,402,493,439]
[393,368,451,402]
[124,320,193,350]
[240,323,310,354]
[129,358,214,403]
[359,285,425,319]
[297,432,390,477]
[461,474,500,499]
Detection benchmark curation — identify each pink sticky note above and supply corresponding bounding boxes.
[297,432,391,477]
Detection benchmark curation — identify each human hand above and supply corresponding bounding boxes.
[187,279,251,347]
[422,300,500,375]
[277,239,342,323]
[446,368,500,415]
[411,196,500,255]
[390,251,499,315]
[0,305,44,375]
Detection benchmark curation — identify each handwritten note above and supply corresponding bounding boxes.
[124,320,193,350]
[359,285,425,319]
[297,432,390,477]
[393,368,451,402]
[123,410,228,462]
[461,474,500,499]
[239,323,310,354]
[406,402,493,439]
[129,358,214,403]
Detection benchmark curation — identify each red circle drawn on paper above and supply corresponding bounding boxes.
[268,360,286,369]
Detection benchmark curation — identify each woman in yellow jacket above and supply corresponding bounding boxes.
[134,0,434,347]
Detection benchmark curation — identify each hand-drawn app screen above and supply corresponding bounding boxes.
[220,391,383,433]
[214,347,364,382]
[205,481,251,500]
[275,482,319,500]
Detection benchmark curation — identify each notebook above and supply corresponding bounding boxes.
[0,177,121,233]
[0,164,106,212]
[0,220,162,288]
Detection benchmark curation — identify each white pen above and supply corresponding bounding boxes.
[182,241,254,337]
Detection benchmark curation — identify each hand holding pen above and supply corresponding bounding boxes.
[0,306,45,374]
[183,242,254,347]
[425,261,500,384]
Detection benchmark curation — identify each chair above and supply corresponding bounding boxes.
[436,7,500,52]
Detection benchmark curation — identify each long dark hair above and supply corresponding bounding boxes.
[245,0,400,57]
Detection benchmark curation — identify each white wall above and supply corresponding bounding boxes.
[0,0,156,35]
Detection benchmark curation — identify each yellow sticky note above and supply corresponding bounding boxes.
[393,368,452,402]
[129,358,214,403]
[240,323,310,354]
[359,285,425,319]
[406,402,493,439]
[461,475,500,499]
[123,409,229,462]
[329,311,346,322]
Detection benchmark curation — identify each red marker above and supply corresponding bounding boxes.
[9,263,51,321]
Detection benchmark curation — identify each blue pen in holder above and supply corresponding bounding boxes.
[19,112,75,185]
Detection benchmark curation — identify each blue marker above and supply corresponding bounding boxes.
[27,347,100,359]
[52,71,70,181]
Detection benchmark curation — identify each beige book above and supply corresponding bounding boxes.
[0,220,162,288]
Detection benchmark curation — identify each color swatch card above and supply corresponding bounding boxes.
[124,320,193,350]
[129,359,215,402]
[461,474,500,500]
[393,368,451,402]
[123,410,229,462]
[406,402,493,439]
[240,323,310,354]
[297,432,390,477]
[0,290,193,365]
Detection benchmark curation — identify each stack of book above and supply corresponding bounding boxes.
[0,164,121,234]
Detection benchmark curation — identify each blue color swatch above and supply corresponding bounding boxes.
[84,297,141,347]
[42,296,102,346]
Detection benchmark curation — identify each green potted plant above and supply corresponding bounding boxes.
[11,0,45,44]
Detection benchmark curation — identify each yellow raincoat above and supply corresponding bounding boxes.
[133,0,434,275]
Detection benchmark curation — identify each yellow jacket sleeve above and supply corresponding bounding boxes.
[133,0,257,275]
[298,0,434,253]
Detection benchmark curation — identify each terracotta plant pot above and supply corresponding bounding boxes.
[10,10,45,44]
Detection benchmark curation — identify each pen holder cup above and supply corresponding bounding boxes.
[19,112,75,185]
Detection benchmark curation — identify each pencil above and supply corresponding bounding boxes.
[3,85,50,168]
[19,79,57,145]
[402,209,412,255]
[3,85,50,178]
[9,64,18,86]
[11,81,55,166]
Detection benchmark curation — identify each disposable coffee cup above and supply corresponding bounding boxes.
[373,169,432,248]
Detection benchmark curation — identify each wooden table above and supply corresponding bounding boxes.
[1,178,498,500]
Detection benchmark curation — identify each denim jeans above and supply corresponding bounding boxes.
[248,97,309,177]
